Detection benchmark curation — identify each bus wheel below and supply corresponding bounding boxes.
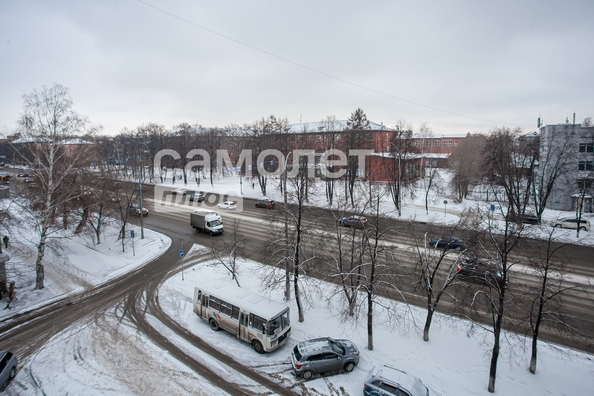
[252,340,264,354]
[209,318,219,331]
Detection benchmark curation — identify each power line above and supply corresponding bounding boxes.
[136,0,526,128]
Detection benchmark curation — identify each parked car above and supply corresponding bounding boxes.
[364,364,438,396]
[171,188,187,195]
[255,199,275,209]
[189,193,204,202]
[0,351,17,391]
[290,337,359,380]
[457,257,507,288]
[218,201,237,210]
[194,208,222,222]
[338,215,367,229]
[551,217,591,231]
[129,203,149,217]
[506,212,539,225]
[429,236,467,250]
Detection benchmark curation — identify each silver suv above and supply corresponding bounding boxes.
[364,364,439,396]
[290,337,359,380]
[0,351,17,391]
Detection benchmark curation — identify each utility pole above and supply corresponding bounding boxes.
[139,157,145,239]
[284,152,292,301]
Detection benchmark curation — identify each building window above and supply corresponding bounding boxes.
[578,161,594,171]
[433,140,440,147]
[289,136,296,142]
[454,141,458,147]
[324,135,331,141]
[444,140,453,147]
[423,141,431,147]
[306,135,313,141]
[412,141,419,147]
[579,143,594,153]
[316,135,322,142]
[298,135,304,142]
[577,179,593,189]
[334,135,341,141]
[366,134,374,141]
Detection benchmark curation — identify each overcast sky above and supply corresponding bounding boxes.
[1,0,593,137]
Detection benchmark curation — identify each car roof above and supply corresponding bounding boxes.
[371,365,428,396]
[297,337,333,355]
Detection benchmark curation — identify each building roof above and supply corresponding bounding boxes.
[288,120,393,134]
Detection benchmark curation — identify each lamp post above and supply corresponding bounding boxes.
[284,151,292,301]
[139,157,145,239]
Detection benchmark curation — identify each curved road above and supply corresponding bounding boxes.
[1,192,593,394]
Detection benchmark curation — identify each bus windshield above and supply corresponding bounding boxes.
[267,309,290,336]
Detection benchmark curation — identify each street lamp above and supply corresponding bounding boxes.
[283,151,292,301]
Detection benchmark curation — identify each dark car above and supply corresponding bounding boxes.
[429,236,467,250]
[457,257,507,288]
[129,203,149,217]
[255,199,275,209]
[338,215,367,229]
[189,193,205,202]
[17,173,31,178]
[0,351,17,391]
[290,337,360,380]
[506,212,539,225]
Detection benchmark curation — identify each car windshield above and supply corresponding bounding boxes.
[267,309,290,335]
[328,339,345,355]
[210,220,222,227]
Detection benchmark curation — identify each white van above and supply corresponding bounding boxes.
[551,217,590,231]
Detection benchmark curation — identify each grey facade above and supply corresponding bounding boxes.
[540,123,594,212]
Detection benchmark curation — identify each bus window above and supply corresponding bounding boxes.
[210,296,220,311]
[220,300,232,316]
[251,314,267,333]
[232,306,240,320]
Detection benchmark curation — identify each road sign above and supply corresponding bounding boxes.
[179,249,184,257]
[490,204,495,211]
[130,230,135,238]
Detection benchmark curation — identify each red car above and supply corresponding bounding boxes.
[255,199,275,209]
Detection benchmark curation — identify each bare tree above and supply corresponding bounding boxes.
[448,133,487,202]
[16,84,98,289]
[474,129,535,392]
[414,228,466,341]
[531,129,573,221]
[483,127,536,224]
[417,122,443,214]
[384,119,416,216]
[318,115,343,205]
[345,108,370,207]
[211,218,244,286]
[525,230,591,374]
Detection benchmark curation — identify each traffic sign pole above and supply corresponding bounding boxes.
[180,249,185,280]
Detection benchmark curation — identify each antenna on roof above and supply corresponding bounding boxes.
[300,114,302,123]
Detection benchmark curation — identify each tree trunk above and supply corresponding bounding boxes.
[488,301,504,392]
[294,264,304,322]
[35,231,48,290]
[423,308,434,342]
[367,291,374,350]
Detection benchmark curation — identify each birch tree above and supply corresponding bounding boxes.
[16,84,99,289]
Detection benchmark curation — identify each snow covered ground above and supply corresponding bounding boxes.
[1,172,593,395]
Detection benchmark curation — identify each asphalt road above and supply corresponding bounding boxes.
[0,191,593,394]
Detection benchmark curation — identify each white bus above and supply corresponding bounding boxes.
[193,281,291,353]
